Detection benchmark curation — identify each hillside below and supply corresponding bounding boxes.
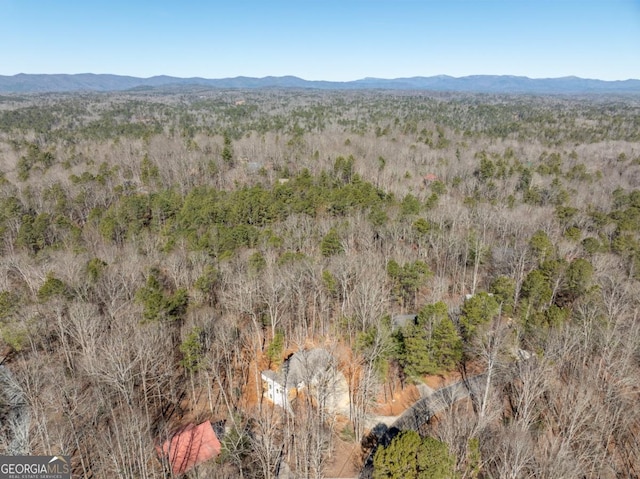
[0,89,639,478]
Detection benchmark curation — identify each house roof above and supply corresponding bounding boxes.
[392,314,418,330]
[284,348,335,387]
[159,421,221,475]
[261,369,283,383]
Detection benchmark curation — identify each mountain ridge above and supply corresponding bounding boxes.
[1,73,639,94]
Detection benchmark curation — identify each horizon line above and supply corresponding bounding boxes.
[2,72,640,83]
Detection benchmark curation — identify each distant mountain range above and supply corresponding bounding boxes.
[1,73,639,94]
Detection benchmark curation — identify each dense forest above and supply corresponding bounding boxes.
[0,88,639,478]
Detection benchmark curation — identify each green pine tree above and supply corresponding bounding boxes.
[459,292,499,342]
[431,317,463,371]
[321,227,344,256]
[222,132,234,166]
[373,430,458,479]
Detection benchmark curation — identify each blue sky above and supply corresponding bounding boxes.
[1,0,638,80]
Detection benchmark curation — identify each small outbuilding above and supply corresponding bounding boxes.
[392,314,418,330]
[423,173,438,185]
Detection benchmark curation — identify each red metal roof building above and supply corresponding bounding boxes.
[158,421,222,475]
[423,173,438,183]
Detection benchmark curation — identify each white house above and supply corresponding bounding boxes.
[261,348,349,415]
[261,369,289,410]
